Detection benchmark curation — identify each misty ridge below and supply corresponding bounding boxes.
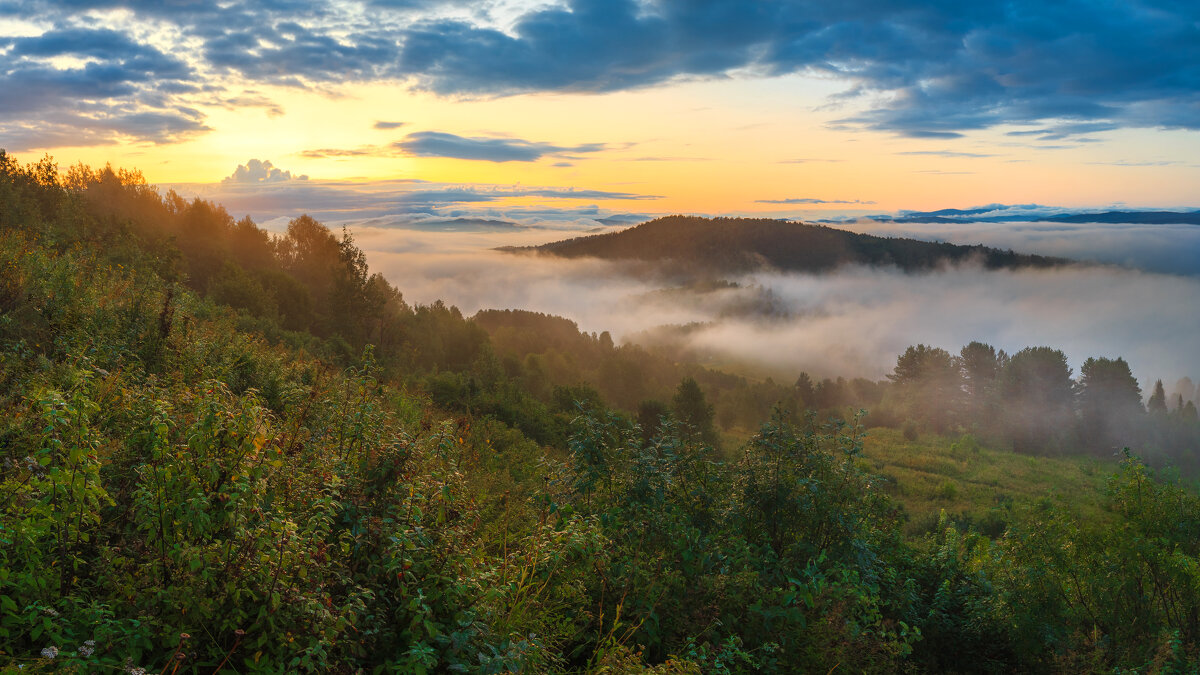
[344,210,1200,463]
[348,215,1200,393]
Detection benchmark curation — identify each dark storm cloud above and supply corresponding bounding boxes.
[393,131,607,162]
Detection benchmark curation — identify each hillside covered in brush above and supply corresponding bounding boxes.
[502,215,1067,275]
[3,153,1200,673]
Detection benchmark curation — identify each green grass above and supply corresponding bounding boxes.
[861,427,1112,535]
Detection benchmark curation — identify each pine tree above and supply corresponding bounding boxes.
[795,372,815,408]
[672,376,719,447]
[1077,357,1144,452]
[1148,379,1168,415]
[1183,400,1199,423]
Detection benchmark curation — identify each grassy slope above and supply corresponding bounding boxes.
[861,428,1111,533]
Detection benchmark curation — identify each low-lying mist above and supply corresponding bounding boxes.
[338,220,1200,393]
[838,220,1200,277]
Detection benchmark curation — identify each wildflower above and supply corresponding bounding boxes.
[41,607,58,617]
[40,646,58,659]
[24,456,46,476]
[79,640,95,657]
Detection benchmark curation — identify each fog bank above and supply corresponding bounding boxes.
[345,223,1200,392]
[839,220,1200,276]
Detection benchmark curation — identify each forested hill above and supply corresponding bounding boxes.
[503,215,1068,274]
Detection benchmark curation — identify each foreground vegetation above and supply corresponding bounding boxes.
[3,152,1200,672]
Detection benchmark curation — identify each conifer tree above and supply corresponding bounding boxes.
[1148,379,1168,414]
[672,376,719,446]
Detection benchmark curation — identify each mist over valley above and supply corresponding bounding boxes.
[312,213,1200,393]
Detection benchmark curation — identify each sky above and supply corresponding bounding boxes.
[3,0,1200,217]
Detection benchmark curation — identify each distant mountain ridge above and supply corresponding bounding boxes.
[1037,210,1200,225]
[853,208,1200,225]
[501,215,1068,274]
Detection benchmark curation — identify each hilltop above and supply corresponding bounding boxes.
[501,215,1068,275]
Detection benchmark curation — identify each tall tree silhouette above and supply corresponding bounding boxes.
[1077,357,1144,453]
[1148,379,1168,415]
[672,376,718,446]
[888,344,961,431]
[1001,347,1075,453]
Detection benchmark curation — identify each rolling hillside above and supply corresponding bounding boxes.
[502,215,1069,274]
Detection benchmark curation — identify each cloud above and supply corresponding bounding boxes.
[219,92,286,117]
[628,156,712,162]
[1089,160,1183,167]
[222,159,308,183]
[1006,121,1120,141]
[756,197,875,205]
[393,130,607,162]
[373,120,407,129]
[0,25,207,148]
[896,150,996,158]
[297,146,381,158]
[9,0,1200,147]
[166,174,662,225]
[203,21,398,85]
[392,0,1200,137]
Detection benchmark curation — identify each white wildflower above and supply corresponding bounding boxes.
[40,646,58,659]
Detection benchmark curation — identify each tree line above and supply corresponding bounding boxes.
[880,342,1198,468]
